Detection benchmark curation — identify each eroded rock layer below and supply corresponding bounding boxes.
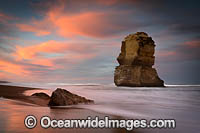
[114,32,164,87]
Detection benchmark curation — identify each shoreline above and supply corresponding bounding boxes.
[0,84,50,106]
[0,84,137,132]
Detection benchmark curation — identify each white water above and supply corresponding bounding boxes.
[54,85,200,133]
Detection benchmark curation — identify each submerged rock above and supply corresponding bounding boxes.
[114,32,164,87]
[48,88,94,106]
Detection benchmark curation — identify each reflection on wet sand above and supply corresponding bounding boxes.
[0,98,137,133]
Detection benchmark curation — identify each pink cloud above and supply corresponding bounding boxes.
[13,40,97,68]
[45,8,131,38]
[17,2,134,38]
[96,0,118,5]
[14,40,67,60]
[0,12,16,23]
[156,39,200,63]
[16,24,51,36]
[156,50,176,57]
[14,40,95,60]
[184,40,200,48]
[0,59,30,75]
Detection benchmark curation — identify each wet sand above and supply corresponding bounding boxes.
[0,84,138,133]
[0,84,49,106]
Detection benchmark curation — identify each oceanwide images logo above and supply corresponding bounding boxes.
[24,115,37,129]
[24,115,176,130]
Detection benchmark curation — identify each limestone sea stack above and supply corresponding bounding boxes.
[114,32,164,87]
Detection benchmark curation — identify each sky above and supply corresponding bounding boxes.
[0,0,199,85]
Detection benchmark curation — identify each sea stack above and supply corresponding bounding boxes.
[114,32,164,87]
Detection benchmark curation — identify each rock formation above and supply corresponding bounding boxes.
[30,92,50,106]
[114,32,164,87]
[48,88,94,106]
[31,92,50,99]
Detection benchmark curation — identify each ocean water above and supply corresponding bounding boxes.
[58,85,200,133]
[1,83,200,133]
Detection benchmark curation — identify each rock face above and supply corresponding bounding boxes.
[48,88,94,106]
[114,32,164,87]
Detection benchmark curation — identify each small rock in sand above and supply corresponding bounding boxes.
[48,88,94,106]
[31,92,50,99]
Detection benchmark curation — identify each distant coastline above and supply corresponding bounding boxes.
[0,81,10,84]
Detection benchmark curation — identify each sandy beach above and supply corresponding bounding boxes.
[0,84,50,106]
[0,84,136,133]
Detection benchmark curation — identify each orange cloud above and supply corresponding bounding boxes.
[31,58,55,67]
[0,59,29,75]
[14,40,97,68]
[14,40,67,67]
[0,72,10,79]
[15,40,67,60]
[47,11,113,37]
[15,40,96,60]
[21,2,129,38]
[16,24,51,36]
[16,0,134,38]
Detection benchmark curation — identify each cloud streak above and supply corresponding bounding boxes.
[16,24,51,36]
[0,59,30,75]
